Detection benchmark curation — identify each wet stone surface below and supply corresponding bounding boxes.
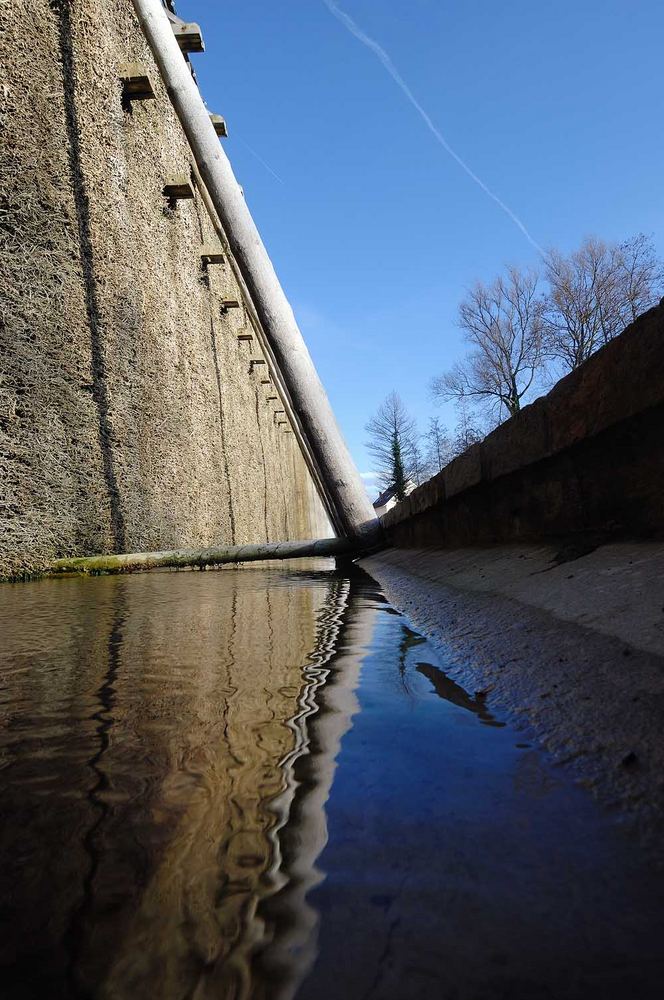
[0,568,663,999]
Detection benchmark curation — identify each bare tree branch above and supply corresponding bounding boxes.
[432,266,545,419]
[423,416,452,477]
[543,234,663,370]
[451,402,483,456]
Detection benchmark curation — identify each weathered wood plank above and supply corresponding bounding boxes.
[171,22,205,53]
[200,244,225,266]
[220,299,240,313]
[209,114,228,138]
[119,62,156,100]
[163,176,195,200]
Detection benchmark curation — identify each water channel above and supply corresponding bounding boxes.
[1,567,663,999]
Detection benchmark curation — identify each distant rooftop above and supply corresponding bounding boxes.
[373,485,397,509]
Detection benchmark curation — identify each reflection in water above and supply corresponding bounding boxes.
[65,593,128,995]
[0,568,357,999]
[254,583,378,999]
[415,661,505,727]
[3,570,664,1000]
[395,626,427,697]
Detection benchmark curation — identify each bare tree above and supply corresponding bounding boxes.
[365,391,419,493]
[423,417,452,476]
[407,435,426,486]
[432,266,545,420]
[543,236,613,370]
[615,234,664,324]
[451,402,483,457]
[543,234,663,371]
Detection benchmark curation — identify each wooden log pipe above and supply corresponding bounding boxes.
[47,537,355,577]
[130,0,380,546]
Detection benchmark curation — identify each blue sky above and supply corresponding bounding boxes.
[178,0,664,494]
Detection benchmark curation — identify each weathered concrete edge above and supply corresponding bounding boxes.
[383,302,664,534]
[360,545,664,865]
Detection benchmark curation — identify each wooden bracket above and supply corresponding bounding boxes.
[171,22,205,53]
[220,299,240,313]
[164,176,195,200]
[200,245,225,266]
[209,114,228,138]
[249,358,272,385]
[119,63,155,100]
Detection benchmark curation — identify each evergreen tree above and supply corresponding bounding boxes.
[365,391,418,492]
[391,432,408,501]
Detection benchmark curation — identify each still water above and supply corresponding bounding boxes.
[1,567,663,999]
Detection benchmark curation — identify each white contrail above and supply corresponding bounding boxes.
[321,0,544,255]
[235,132,285,185]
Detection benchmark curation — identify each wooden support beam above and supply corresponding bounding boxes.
[163,175,195,200]
[220,299,240,313]
[209,114,228,138]
[47,536,355,576]
[119,62,156,100]
[171,21,205,53]
[200,244,225,266]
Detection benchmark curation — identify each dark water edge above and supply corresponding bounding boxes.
[0,567,663,999]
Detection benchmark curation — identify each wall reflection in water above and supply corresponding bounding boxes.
[0,567,373,999]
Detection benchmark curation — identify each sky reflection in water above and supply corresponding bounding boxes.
[0,568,663,1000]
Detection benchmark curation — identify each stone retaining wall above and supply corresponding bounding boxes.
[382,303,664,548]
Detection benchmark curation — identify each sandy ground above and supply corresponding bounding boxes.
[360,542,664,864]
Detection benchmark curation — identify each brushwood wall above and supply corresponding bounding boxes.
[0,0,332,579]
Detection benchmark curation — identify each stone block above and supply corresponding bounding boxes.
[548,304,664,453]
[482,396,550,481]
[381,495,412,529]
[409,470,446,515]
[444,443,482,499]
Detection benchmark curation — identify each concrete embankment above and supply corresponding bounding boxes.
[361,543,664,861]
[361,305,664,860]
